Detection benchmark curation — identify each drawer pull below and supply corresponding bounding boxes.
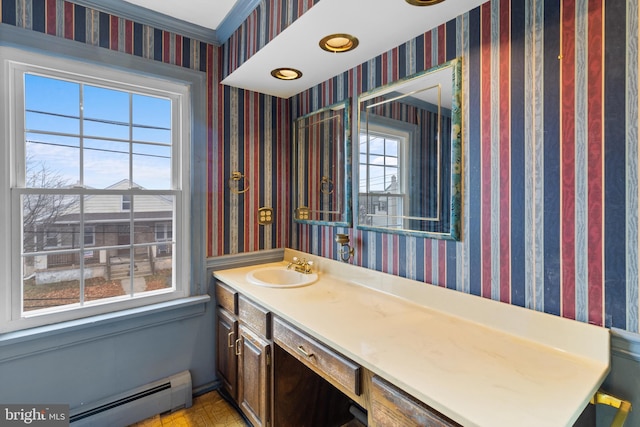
[235,338,242,356]
[227,331,235,348]
[297,345,314,359]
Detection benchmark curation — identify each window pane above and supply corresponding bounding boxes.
[133,143,171,189]
[25,74,80,134]
[22,255,81,312]
[26,135,79,187]
[386,139,398,156]
[84,138,129,189]
[369,154,385,166]
[369,165,385,191]
[386,169,399,192]
[359,165,367,193]
[359,137,367,155]
[83,85,130,140]
[132,94,171,144]
[369,136,386,155]
[22,194,79,253]
[84,194,131,249]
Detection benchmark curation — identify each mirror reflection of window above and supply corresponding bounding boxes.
[359,127,407,229]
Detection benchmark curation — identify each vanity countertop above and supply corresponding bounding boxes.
[213,249,610,427]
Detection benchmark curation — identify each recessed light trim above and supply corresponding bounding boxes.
[319,33,359,53]
[405,0,445,5]
[271,67,303,80]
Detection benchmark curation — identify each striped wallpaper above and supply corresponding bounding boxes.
[0,0,295,258]
[291,0,640,333]
[3,0,640,333]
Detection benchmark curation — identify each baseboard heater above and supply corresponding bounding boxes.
[70,370,192,426]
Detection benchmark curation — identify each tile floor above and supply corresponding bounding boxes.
[130,391,248,427]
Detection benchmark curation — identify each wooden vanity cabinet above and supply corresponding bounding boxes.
[237,323,271,427]
[236,295,272,427]
[216,306,238,399]
[370,376,461,427]
[215,282,238,399]
[215,281,273,427]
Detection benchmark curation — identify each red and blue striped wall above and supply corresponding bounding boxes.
[290,0,640,333]
[0,0,294,259]
[3,0,640,333]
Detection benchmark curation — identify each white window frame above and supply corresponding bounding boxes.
[0,45,193,333]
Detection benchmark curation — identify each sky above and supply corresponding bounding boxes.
[24,73,173,190]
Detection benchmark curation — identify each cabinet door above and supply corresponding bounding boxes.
[216,307,238,399]
[237,324,271,427]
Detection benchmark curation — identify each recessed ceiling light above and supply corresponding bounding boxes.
[405,0,445,5]
[271,68,303,80]
[319,33,359,53]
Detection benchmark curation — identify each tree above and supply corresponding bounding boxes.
[22,157,76,254]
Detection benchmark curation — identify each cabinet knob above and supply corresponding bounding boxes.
[235,338,242,356]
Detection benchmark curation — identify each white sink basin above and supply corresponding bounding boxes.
[246,267,318,288]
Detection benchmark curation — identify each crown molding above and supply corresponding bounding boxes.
[69,0,260,46]
[215,0,262,44]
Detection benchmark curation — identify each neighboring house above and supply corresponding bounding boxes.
[26,179,173,284]
[359,175,403,228]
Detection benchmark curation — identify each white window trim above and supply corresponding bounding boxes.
[0,44,194,333]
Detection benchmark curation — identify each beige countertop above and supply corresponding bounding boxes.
[213,249,610,427]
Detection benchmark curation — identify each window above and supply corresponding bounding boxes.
[122,195,131,211]
[1,43,194,332]
[84,226,95,246]
[359,125,408,228]
[155,223,172,242]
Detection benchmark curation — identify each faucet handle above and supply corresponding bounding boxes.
[307,260,314,266]
[292,256,299,262]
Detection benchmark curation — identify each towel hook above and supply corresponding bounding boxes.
[228,171,250,194]
[320,176,334,195]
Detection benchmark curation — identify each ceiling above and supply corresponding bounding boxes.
[120,0,485,99]
[122,0,239,30]
[221,0,485,98]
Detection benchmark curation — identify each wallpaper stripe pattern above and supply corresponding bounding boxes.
[1,0,294,259]
[4,0,640,332]
[292,0,640,331]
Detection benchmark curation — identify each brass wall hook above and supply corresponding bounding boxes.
[320,176,335,194]
[228,171,250,194]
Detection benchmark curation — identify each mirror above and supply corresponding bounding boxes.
[357,58,461,240]
[293,99,352,226]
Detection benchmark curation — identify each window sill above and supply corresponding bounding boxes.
[0,295,210,363]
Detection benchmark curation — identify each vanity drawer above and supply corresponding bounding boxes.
[370,376,460,427]
[238,294,271,339]
[273,317,360,396]
[215,281,238,314]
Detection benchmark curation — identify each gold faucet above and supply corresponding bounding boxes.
[287,257,314,274]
